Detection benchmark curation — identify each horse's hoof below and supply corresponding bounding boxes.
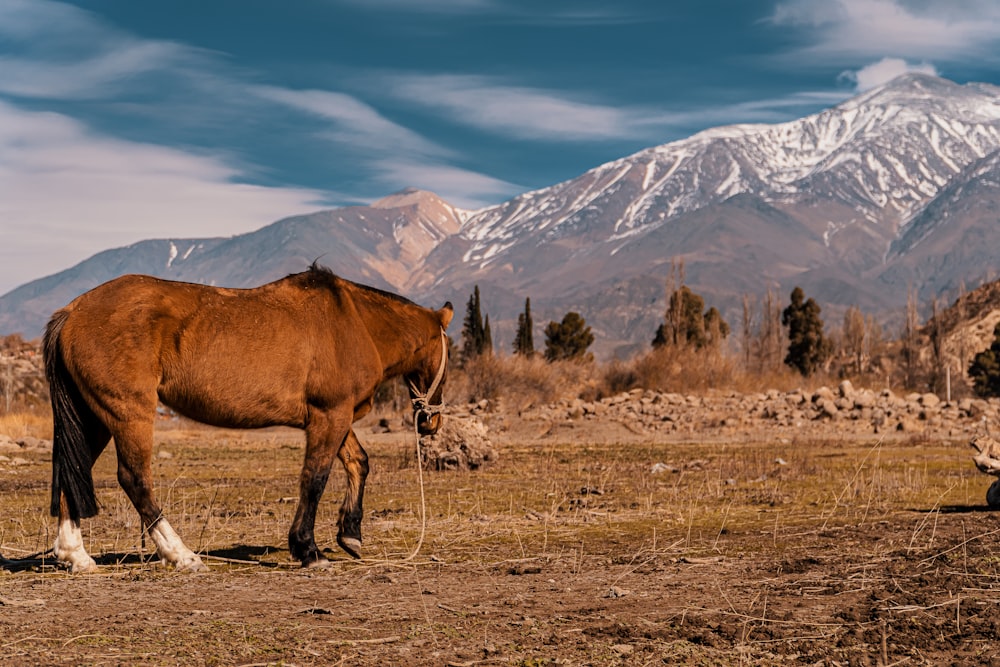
[69,557,99,574]
[304,557,332,569]
[337,535,362,559]
[174,556,208,573]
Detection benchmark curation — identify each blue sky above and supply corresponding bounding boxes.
[3,0,1000,295]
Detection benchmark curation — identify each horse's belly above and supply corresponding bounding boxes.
[158,380,305,429]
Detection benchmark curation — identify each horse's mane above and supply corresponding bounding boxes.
[299,262,416,307]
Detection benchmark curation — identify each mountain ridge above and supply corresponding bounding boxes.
[4,73,1000,358]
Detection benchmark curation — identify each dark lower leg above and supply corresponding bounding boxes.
[288,468,330,565]
[289,413,344,566]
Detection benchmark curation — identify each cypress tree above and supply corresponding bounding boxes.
[461,285,485,362]
[544,312,594,362]
[513,297,535,356]
[483,314,493,356]
[782,286,830,376]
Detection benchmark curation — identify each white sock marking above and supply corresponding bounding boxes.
[53,518,97,573]
[148,518,206,572]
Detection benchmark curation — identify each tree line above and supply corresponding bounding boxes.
[456,267,1000,398]
[460,288,594,364]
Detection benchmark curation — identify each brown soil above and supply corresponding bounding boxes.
[2,415,1000,666]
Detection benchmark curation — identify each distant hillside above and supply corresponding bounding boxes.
[5,74,1000,359]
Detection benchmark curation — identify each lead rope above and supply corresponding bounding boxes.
[401,329,448,562]
[402,417,428,562]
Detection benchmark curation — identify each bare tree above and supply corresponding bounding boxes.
[927,296,947,395]
[741,293,755,371]
[901,287,921,390]
[843,306,867,376]
[755,286,784,374]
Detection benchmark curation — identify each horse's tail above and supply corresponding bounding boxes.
[44,310,98,520]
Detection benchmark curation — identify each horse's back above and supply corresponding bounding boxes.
[52,272,377,429]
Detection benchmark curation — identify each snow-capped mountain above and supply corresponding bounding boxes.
[4,73,1000,357]
[405,73,1000,354]
[429,73,1000,279]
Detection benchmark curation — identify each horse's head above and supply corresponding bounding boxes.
[406,303,453,436]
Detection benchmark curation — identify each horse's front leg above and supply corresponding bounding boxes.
[289,411,349,567]
[336,429,369,559]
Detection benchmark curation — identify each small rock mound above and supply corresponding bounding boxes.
[419,417,497,471]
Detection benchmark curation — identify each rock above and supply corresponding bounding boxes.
[919,393,941,409]
[838,380,855,399]
[988,479,1000,508]
[812,386,835,403]
[816,398,839,419]
[0,435,20,453]
[16,436,50,450]
[853,390,876,409]
[419,417,497,471]
[971,436,1000,476]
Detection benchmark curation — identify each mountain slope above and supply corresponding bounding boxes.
[405,74,1000,354]
[4,74,1000,358]
[0,189,463,337]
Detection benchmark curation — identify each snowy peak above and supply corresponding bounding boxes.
[5,74,1000,358]
[454,73,1000,266]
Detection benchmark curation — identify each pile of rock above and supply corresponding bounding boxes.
[419,415,497,471]
[519,380,999,438]
[0,434,50,468]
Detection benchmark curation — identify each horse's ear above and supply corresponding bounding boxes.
[438,302,454,330]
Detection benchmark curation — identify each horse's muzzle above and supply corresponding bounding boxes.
[416,410,442,436]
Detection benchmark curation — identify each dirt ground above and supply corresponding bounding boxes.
[3,414,1000,666]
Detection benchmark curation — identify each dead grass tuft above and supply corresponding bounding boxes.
[0,408,52,439]
[447,354,593,410]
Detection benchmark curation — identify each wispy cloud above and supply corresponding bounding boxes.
[333,0,498,13]
[372,159,519,209]
[769,0,1000,62]
[252,84,522,206]
[0,0,203,100]
[388,72,850,143]
[386,74,647,141]
[0,101,326,295]
[251,86,445,158]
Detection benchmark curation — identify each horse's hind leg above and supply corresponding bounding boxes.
[336,430,369,559]
[53,418,110,573]
[54,497,97,573]
[111,420,206,572]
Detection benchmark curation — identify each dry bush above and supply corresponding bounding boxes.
[0,408,53,439]
[446,354,593,410]
[599,346,739,395]
[597,345,839,398]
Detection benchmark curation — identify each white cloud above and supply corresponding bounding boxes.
[0,101,326,295]
[372,159,520,210]
[0,0,203,100]
[840,57,938,91]
[254,84,520,207]
[251,86,445,157]
[387,74,643,141]
[334,0,497,12]
[769,0,1000,61]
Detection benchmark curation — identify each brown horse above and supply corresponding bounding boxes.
[43,264,452,572]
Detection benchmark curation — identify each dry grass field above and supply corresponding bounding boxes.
[2,411,1000,666]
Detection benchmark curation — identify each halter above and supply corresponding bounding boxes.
[407,328,449,422]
